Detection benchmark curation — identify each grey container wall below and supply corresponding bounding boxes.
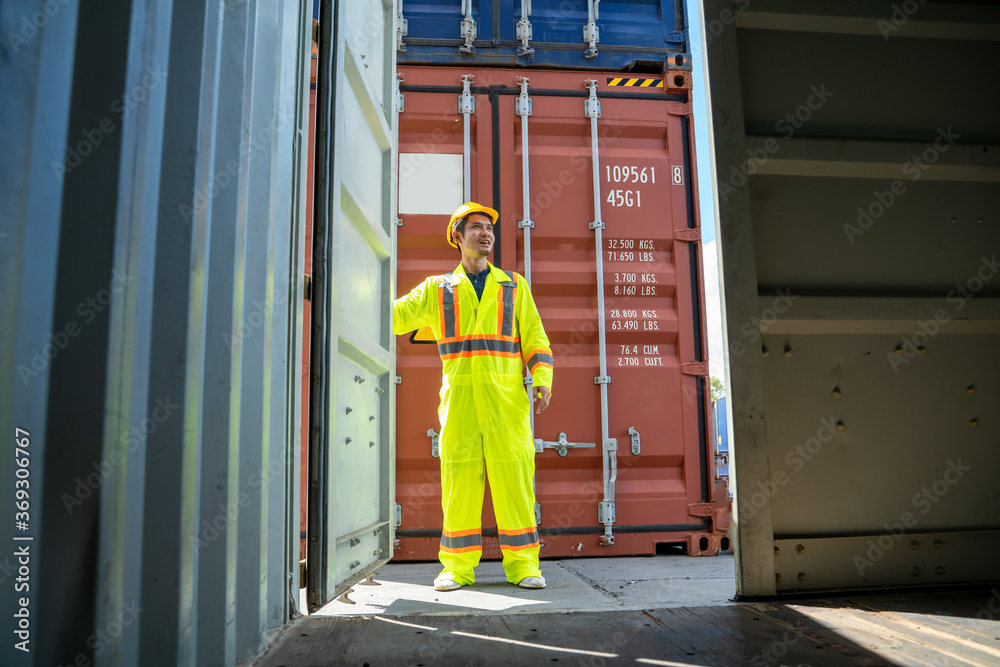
[703,0,1000,597]
[1,1,310,665]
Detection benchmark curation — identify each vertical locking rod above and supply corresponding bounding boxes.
[585,80,615,544]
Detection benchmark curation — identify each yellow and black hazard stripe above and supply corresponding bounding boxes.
[606,77,663,88]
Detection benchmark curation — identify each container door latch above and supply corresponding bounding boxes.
[534,432,596,457]
[427,428,440,458]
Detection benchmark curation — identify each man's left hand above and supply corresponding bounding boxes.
[533,386,551,414]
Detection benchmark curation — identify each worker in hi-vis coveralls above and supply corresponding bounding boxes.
[393,202,554,591]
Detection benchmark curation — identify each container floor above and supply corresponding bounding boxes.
[261,553,1000,666]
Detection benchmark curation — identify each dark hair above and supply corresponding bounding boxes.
[453,212,492,247]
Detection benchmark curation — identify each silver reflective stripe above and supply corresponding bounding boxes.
[500,280,515,337]
[441,532,482,549]
[438,338,521,356]
[440,273,456,339]
[499,530,539,548]
[528,352,554,369]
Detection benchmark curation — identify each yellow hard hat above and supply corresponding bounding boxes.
[446,202,498,248]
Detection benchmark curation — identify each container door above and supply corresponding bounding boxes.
[394,67,728,561]
[307,0,398,610]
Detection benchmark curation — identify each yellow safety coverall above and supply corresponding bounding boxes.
[394,262,554,584]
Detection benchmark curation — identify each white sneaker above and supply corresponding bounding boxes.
[433,575,462,591]
[517,576,546,589]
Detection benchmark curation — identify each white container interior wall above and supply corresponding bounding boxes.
[0,1,310,665]
[704,0,1000,597]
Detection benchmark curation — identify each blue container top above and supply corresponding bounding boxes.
[398,0,690,72]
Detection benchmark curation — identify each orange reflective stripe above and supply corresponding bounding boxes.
[442,528,481,538]
[440,544,483,554]
[498,526,537,536]
[499,541,540,552]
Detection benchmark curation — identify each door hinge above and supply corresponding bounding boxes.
[304,274,312,302]
[667,103,692,116]
[674,228,701,242]
[682,362,708,376]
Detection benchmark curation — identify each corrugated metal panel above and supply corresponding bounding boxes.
[306,0,399,610]
[704,0,1000,597]
[397,0,691,72]
[0,1,310,664]
[393,66,730,561]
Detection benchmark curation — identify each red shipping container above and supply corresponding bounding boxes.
[393,66,729,560]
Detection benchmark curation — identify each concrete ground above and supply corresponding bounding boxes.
[312,551,736,617]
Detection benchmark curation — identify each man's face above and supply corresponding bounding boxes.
[455,213,494,258]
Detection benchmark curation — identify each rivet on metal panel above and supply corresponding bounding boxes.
[970,418,979,428]
[345,406,352,414]
[909,540,919,550]
[350,537,361,547]
[761,346,769,358]
[966,384,975,395]
[912,566,922,576]
[310,535,317,542]
[312,374,320,384]
[311,481,318,488]
[832,386,842,398]
[375,386,384,394]
[350,560,361,569]
[950,216,957,224]
[783,345,792,357]
[977,217,983,224]
[369,415,375,422]
[795,544,805,554]
[916,346,926,355]
[345,437,353,444]
[369,441,375,448]
[394,376,402,385]
[775,573,781,583]
[797,572,806,582]
[935,566,945,575]
[312,426,320,435]
[894,344,903,355]
[396,218,403,227]
[932,539,943,549]
[774,546,781,556]
[836,422,846,432]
